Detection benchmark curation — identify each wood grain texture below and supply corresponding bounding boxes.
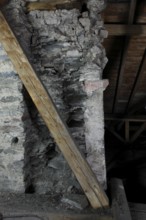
[102,1,146,24]
[0,11,109,209]
[26,0,84,11]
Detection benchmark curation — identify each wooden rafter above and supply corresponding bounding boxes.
[112,37,129,113]
[0,11,109,209]
[125,49,146,113]
[112,0,137,113]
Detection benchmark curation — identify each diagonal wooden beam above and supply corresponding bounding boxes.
[130,122,146,143]
[112,37,129,113]
[105,125,126,143]
[0,11,109,209]
[125,49,146,113]
[112,0,137,113]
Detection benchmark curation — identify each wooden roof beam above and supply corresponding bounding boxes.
[105,114,146,122]
[105,24,146,36]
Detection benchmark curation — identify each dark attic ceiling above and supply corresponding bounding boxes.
[102,0,146,144]
[103,1,146,203]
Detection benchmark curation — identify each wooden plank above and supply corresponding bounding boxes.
[111,178,132,220]
[130,122,146,143]
[125,49,146,113]
[102,1,146,24]
[0,11,109,209]
[112,0,137,113]
[26,0,84,11]
[105,24,146,36]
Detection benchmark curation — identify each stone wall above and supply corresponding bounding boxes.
[0,0,108,194]
[0,43,25,192]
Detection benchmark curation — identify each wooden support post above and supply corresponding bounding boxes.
[0,11,109,209]
[111,178,132,220]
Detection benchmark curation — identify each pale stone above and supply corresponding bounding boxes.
[61,194,88,210]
